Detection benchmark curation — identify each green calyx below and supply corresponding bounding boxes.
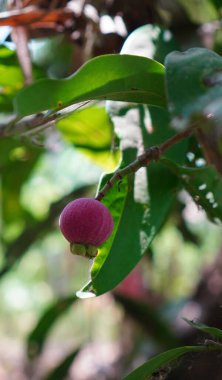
[70,243,98,259]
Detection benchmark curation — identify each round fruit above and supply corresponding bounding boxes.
[59,198,114,246]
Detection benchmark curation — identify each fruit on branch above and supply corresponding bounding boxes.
[59,198,114,258]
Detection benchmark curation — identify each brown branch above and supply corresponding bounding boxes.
[11,26,33,85]
[96,126,194,201]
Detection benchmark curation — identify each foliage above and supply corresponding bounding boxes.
[1,1,222,379]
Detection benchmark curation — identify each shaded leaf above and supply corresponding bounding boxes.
[27,296,76,358]
[178,0,218,23]
[165,48,222,128]
[44,347,80,380]
[161,157,222,223]
[183,318,222,339]
[14,54,166,116]
[92,167,145,295]
[122,345,219,380]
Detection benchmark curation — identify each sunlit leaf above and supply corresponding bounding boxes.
[14,54,166,116]
[0,139,41,226]
[0,46,23,111]
[56,104,119,170]
[57,105,112,151]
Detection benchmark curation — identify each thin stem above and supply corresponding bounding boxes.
[96,126,194,201]
[159,127,193,154]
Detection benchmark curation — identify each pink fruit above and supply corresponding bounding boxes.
[59,198,114,246]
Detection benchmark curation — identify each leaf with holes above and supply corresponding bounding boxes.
[165,48,222,129]
[161,158,222,223]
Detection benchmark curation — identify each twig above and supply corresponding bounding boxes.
[96,126,194,201]
[1,100,92,138]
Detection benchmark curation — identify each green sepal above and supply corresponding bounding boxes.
[70,243,98,259]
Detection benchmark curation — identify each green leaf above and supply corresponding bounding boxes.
[14,54,166,116]
[122,345,219,380]
[177,0,219,23]
[56,104,119,170]
[78,111,185,297]
[57,105,112,151]
[165,48,222,128]
[92,170,145,295]
[76,26,186,298]
[27,296,76,358]
[44,347,80,380]
[183,319,222,339]
[161,158,222,223]
[0,46,46,112]
[0,139,41,226]
[210,0,222,10]
[0,47,23,112]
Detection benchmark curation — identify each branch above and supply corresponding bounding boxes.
[96,127,194,201]
[0,101,92,138]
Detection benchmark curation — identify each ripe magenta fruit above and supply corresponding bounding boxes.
[59,198,114,257]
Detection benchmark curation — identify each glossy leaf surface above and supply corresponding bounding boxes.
[14,54,166,116]
[77,26,186,297]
